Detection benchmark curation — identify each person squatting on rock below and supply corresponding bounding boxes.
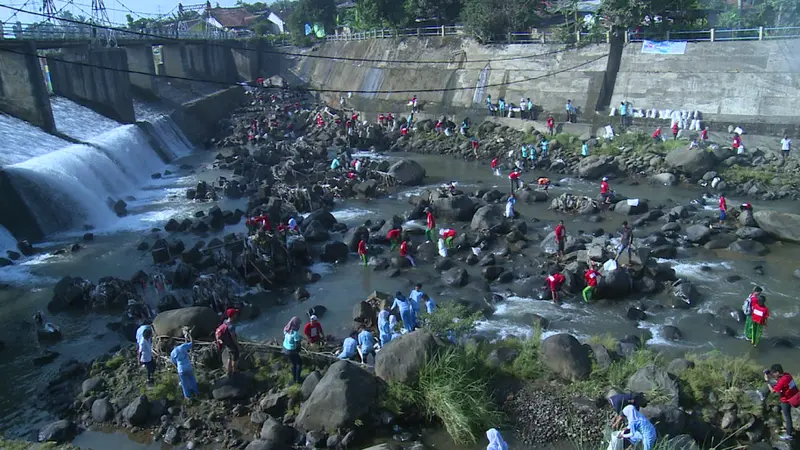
[304,314,325,344]
[357,324,376,364]
[378,307,393,346]
[387,227,402,251]
[399,237,415,266]
[439,228,457,249]
[486,428,508,450]
[215,308,240,377]
[759,364,799,441]
[391,291,416,332]
[137,325,155,386]
[170,327,199,400]
[583,264,600,303]
[619,403,657,450]
[509,168,523,193]
[282,316,303,384]
[338,331,358,360]
[505,193,516,219]
[546,271,566,304]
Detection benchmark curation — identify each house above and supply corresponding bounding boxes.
[265,11,285,34]
[205,6,258,31]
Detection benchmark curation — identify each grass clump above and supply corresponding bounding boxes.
[421,302,483,342]
[680,351,761,411]
[144,371,182,402]
[721,165,781,185]
[0,439,79,450]
[569,348,661,399]
[588,334,620,351]
[380,381,420,416]
[494,326,545,381]
[417,348,503,444]
[104,354,125,370]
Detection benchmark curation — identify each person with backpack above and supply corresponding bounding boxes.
[743,286,762,341]
[760,364,798,441]
[749,294,770,347]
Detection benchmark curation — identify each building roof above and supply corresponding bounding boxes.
[208,7,258,29]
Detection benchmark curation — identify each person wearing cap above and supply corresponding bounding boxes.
[600,177,612,204]
[303,315,325,344]
[425,208,437,242]
[215,308,240,377]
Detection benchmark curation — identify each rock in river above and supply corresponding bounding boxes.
[540,333,592,381]
[296,360,379,431]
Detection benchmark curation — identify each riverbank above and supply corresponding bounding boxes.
[5,87,800,449]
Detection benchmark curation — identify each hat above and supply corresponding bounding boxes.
[602,177,608,181]
[310,315,318,321]
[226,308,240,319]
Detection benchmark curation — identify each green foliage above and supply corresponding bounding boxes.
[721,165,782,185]
[0,439,79,450]
[680,352,761,409]
[104,354,125,371]
[405,0,463,25]
[357,0,409,28]
[417,348,503,444]
[380,381,421,415]
[461,0,540,42]
[569,348,661,399]
[289,0,336,42]
[145,371,182,402]
[495,327,546,380]
[587,334,619,352]
[421,301,483,341]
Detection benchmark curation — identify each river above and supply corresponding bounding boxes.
[1,98,798,449]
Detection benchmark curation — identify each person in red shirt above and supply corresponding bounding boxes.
[749,294,769,347]
[700,127,708,142]
[763,364,798,440]
[546,272,566,304]
[440,228,457,248]
[387,228,402,251]
[652,127,662,143]
[357,239,368,266]
[509,168,522,193]
[378,113,385,124]
[491,157,498,172]
[733,133,743,153]
[435,120,443,134]
[547,115,555,136]
[399,238,415,267]
[671,121,679,140]
[351,113,359,122]
[303,315,325,344]
[583,265,600,303]
[600,177,611,204]
[400,126,408,136]
[719,194,727,224]
[554,220,567,259]
[425,209,436,242]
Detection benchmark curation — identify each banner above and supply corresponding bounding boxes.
[641,40,687,55]
[304,23,312,36]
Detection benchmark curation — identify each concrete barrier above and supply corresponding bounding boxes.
[171,86,246,145]
[0,41,56,132]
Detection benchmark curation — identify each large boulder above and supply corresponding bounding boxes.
[597,269,633,299]
[727,239,769,256]
[753,210,800,243]
[626,364,680,406]
[91,398,114,422]
[321,241,350,262]
[470,205,504,231]
[38,420,76,443]
[123,395,150,426]
[669,281,699,309]
[615,199,649,216]
[375,329,439,384]
[388,159,426,186]
[153,307,220,339]
[296,360,379,431]
[540,231,577,255]
[540,333,592,381]
[577,155,617,179]
[48,276,93,312]
[664,147,716,177]
[441,267,469,287]
[684,225,711,244]
[433,195,476,221]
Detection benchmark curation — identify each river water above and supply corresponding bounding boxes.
[1,97,799,449]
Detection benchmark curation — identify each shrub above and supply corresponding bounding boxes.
[722,165,781,185]
[569,348,660,399]
[421,302,483,342]
[680,351,761,412]
[379,381,420,416]
[104,354,125,370]
[144,371,182,402]
[417,348,503,444]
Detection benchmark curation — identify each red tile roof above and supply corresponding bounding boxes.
[209,7,258,29]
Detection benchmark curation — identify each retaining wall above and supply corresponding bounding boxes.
[0,41,56,132]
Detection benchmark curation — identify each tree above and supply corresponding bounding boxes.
[461,0,539,42]
[598,0,702,30]
[356,0,408,28]
[405,0,463,25]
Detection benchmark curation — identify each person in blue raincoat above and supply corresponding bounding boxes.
[377,308,392,346]
[170,328,199,400]
[409,284,424,325]
[621,404,657,450]
[391,291,415,332]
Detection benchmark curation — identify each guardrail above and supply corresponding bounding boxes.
[328,24,800,45]
[0,22,238,41]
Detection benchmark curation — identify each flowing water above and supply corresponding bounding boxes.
[1,100,799,449]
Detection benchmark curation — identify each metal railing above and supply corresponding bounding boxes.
[625,25,800,43]
[0,22,239,41]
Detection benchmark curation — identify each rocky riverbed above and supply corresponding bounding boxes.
[6,86,800,450]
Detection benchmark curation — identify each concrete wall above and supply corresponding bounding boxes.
[171,86,246,145]
[125,44,158,97]
[611,39,800,132]
[48,47,136,124]
[232,41,262,81]
[278,37,611,119]
[0,41,56,132]
[162,43,239,86]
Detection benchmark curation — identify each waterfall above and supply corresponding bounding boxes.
[472,63,491,105]
[0,226,16,253]
[147,115,194,160]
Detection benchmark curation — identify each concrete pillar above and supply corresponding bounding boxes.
[759,26,764,40]
[48,47,135,124]
[0,41,56,133]
[710,28,715,42]
[125,44,158,97]
[231,40,262,81]
[161,43,189,80]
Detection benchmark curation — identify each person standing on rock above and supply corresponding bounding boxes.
[619,101,628,127]
[498,98,506,117]
[733,133,743,154]
[743,286,762,343]
[521,144,529,165]
[760,364,797,441]
[282,316,303,384]
[486,95,494,116]
[377,308,392,346]
[505,193,516,219]
[600,177,612,205]
[138,327,155,386]
[303,315,325,345]
[546,271,566,304]
[400,238,415,267]
[540,137,549,158]
[387,227,402,251]
[170,329,199,400]
[423,294,437,314]
[215,308,240,377]
[520,97,528,120]
[357,239,369,266]
[425,208,437,242]
[509,168,522,193]
[554,220,567,259]
[671,121,679,140]
[527,98,534,119]
[781,135,792,160]
[750,294,770,347]
[615,221,634,263]
[719,194,728,225]
[583,264,600,303]
[581,141,590,157]
[391,292,415,332]
[547,115,555,136]
[700,127,709,143]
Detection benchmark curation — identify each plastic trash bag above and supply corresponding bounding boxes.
[607,431,624,450]
[603,259,619,272]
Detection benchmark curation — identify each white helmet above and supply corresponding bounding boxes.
[602,177,609,181]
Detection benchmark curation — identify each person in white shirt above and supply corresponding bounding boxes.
[781,135,791,159]
[138,327,155,385]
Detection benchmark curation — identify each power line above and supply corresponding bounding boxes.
[0,44,610,95]
[0,4,595,65]
[2,0,34,24]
